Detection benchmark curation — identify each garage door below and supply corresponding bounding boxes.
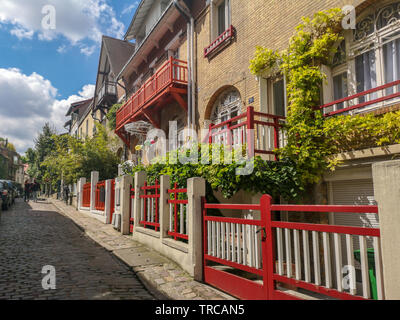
[329,179,379,290]
[330,179,379,230]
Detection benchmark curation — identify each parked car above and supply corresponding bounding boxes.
[0,180,12,210]
[1,180,16,205]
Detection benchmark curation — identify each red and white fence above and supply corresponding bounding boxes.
[82,182,91,208]
[139,180,160,231]
[95,180,106,211]
[130,185,135,233]
[202,195,383,300]
[167,183,189,242]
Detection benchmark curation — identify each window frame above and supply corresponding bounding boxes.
[325,1,400,112]
[210,0,231,41]
[260,75,288,117]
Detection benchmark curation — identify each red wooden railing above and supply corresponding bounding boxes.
[130,185,135,233]
[95,181,106,211]
[167,183,189,241]
[203,195,383,300]
[204,25,234,58]
[320,80,400,117]
[207,106,286,159]
[110,179,115,224]
[139,180,160,231]
[82,182,91,208]
[116,57,188,131]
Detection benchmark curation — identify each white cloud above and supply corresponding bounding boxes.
[122,2,139,16]
[0,0,125,55]
[10,27,34,40]
[0,68,94,153]
[80,45,96,57]
[57,45,67,54]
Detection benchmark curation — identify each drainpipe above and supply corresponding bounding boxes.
[173,0,195,131]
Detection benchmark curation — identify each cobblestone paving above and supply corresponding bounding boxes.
[51,199,234,300]
[0,199,154,300]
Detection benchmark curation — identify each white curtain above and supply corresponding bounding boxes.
[356,49,377,101]
[384,38,400,94]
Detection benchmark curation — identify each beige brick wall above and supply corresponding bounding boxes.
[195,0,365,130]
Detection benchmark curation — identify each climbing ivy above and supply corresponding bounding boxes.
[250,8,345,185]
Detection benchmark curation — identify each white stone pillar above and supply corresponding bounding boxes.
[372,160,400,299]
[104,179,113,224]
[133,171,147,233]
[90,171,99,212]
[187,177,206,281]
[120,175,133,235]
[78,177,86,210]
[159,175,171,240]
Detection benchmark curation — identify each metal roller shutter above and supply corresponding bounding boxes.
[331,179,379,230]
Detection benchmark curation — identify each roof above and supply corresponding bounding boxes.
[125,0,158,41]
[65,98,93,116]
[118,1,178,80]
[102,36,136,77]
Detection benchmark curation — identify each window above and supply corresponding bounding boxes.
[383,37,400,94]
[326,1,400,112]
[333,72,348,109]
[260,76,287,117]
[212,0,230,39]
[86,120,89,137]
[273,79,286,117]
[210,88,242,124]
[355,49,377,101]
[217,1,226,36]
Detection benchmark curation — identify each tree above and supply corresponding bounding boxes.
[25,123,57,182]
[42,123,121,187]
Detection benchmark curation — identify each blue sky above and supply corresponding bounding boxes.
[0,0,140,153]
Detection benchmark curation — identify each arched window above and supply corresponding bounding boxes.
[210,88,242,125]
[326,1,400,112]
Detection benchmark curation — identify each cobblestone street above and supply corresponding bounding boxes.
[0,199,154,300]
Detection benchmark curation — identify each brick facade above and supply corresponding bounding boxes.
[195,0,366,130]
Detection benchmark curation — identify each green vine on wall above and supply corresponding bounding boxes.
[250,8,345,185]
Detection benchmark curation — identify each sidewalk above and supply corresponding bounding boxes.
[49,198,235,301]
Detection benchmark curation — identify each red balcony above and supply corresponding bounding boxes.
[206,106,286,160]
[320,80,400,117]
[116,57,188,134]
[204,25,234,58]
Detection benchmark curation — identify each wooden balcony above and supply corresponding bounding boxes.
[97,81,117,107]
[116,57,188,133]
[320,80,400,117]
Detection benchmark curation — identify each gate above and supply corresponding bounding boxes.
[95,181,106,211]
[202,195,383,300]
[130,185,135,233]
[82,182,91,208]
[202,200,269,300]
[110,179,115,224]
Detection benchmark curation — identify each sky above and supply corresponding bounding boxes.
[0,0,140,154]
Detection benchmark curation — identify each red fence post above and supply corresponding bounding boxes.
[246,106,255,158]
[202,196,207,281]
[260,194,274,300]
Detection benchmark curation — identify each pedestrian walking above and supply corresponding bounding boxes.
[32,180,40,203]
[63,185,70,205]
[24,180,31,202]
